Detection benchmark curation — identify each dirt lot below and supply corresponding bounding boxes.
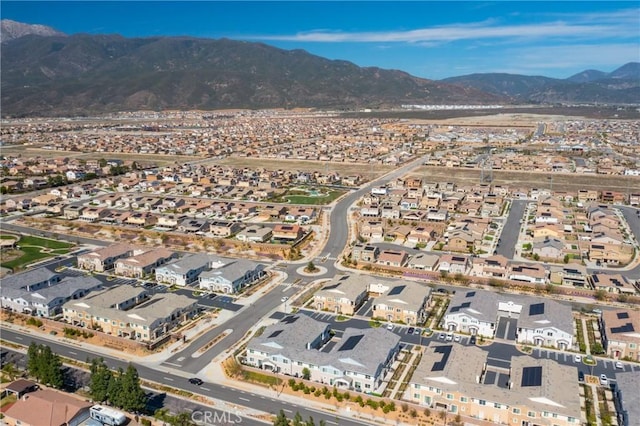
[410,166,640,192]
[212,157,396,180]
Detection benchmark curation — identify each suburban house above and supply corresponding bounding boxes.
[437,254,470,275]
[245,314,401,393]
[209,220,244,237]
[198,259,266,294]
[600,309,640,361]
[62,285,198,342]
[114,248,177,278]
[272,224,305,242]
[376,250,409,267]
[77,243,139,272]
[508,263,549,284]
[155,253,217,286]
[3,388,92,426]
[407,253,440,271]
[236,225,273,243]
[407,345,581,426]
[313,274,369,315]
[351,244,380,263]
[590,273,638,295]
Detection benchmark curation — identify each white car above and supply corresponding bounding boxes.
[280,296,289,302]
[599,374,608,386]
[574,355,582,363]
[446,333,453,341]
[453,335,461,342]
[615,361,624,369]
[386,323,394,330]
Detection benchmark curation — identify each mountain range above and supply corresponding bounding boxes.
[1,20,639,117]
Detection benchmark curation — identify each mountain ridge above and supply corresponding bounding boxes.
[1,19,638,116]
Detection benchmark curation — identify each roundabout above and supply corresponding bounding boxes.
[295,264,328,277]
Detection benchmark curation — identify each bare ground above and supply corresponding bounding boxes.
[410,166,640,192]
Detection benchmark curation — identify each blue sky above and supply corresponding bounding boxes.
[2,1,639,79]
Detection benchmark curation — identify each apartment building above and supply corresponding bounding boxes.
[613,371,640,426]
[62,285,197,342]
[443,290,573,349]
[245,314,400,393]
[155,253,216,286]
[370,281,431,325]
[77,243,139,272]
[198,258,266,294]
[600,309,640,361]
[407,345,581,425]
[313,274,369,315]
[114,248,177,278]
[1,269,101,317]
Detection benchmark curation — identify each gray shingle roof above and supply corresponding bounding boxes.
[2,267,58,289]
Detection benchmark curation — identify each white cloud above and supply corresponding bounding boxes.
[243,8,639,45]
[508,43,640,69]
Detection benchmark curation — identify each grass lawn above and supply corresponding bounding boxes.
[18,235,74,249]
[0,235,18,240]
[0,236,74,271]
[285,190,345,205]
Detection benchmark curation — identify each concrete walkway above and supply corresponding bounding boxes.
[581,318,592,355]
[589,384,603,426]
[389,349,420,400]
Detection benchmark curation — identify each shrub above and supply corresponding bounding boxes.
[288,378,296,388]
[366,399,379,410]
[355,395,364,407]
[424,408,431,417]
[314,389,322,397]
[410,409,417,418]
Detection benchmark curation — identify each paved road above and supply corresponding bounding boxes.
[0,348,264,426]
[0,328,371,426]
[496,199,528,259]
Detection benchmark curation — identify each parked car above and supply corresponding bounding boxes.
[438,333,446,340]
[599,374,608,386]
[574,355,582,363]
[615,361,624,369]
[386,323,394,331]
[407,327,415,334]
[413,328,422,335]
[446,333,453,342]
[578,371,585,383]
[281,296,289,302]
[469,335,476,345]
[453,335,461,342]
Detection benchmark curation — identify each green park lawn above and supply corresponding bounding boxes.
[0,235,74,272]
[285,190,345,205]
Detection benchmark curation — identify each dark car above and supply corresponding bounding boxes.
[578,371,585,383]
[408,327,415,334]
[188,377,204,385]
[469,335,477,345]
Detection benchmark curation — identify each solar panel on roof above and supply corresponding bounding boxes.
[483,370,497,385]
[617,312,630,319]
[268,330,283,338]
[338,334,364,351]
[529,303,545,316]
[521,366,542,387]
[449,306,460,313]
[388,285,406,296]
[466,291,476,298]
[431,345,452,371]
[282,316,299,324]
[460,302,471,308]
[611,323,634,333]
[592,275,600,283]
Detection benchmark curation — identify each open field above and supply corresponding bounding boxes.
[410,166,640,192]
[213,156,396,180]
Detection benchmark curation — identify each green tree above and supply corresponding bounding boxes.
[27,342,40,379]
[273,409,290,426]
[45,352,64,389]
[170,412,196,426]
[26,343,63,388]
[1,362,20,381]
[594,289,608,301]
[107,368,124,408]
[292,412,304,426]
[89,358,113,403]
[119,364,146,412]
[301,367,311,380]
